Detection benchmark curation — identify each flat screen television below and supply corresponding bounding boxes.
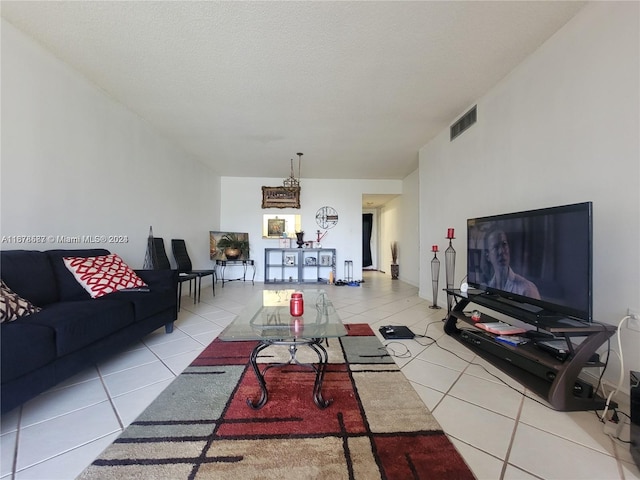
[467,202,593,322]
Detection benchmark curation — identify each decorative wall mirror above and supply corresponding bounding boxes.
[262,214,301,238]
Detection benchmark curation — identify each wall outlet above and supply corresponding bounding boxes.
[628,308,640,331]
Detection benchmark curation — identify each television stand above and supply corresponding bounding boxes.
[444,289,617,412]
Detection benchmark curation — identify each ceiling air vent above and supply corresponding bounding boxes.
[450,105,477,141]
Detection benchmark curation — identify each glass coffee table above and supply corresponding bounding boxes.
[220,289,347,409]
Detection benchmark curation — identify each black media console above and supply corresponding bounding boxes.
[444,289,617,412]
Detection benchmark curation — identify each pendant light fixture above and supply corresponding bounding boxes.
[283,152,303,191]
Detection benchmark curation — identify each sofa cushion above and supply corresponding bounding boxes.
[46,249,111,301]
[100,287,175,321]
[1,321,56,382]
[22,300,135,357]
[0,250,59,306]
[0,280,42,323]
[63,254,146,298]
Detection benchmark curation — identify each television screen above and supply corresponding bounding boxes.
[467,202,593,322]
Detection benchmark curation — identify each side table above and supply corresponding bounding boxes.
[215,259,256,287]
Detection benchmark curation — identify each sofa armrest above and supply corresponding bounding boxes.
[135,269,178,289]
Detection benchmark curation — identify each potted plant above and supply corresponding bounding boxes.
[390,241,399,279]
[216,233,250,260]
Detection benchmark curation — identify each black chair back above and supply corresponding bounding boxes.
[151,238,172,270]
[171,239,193,273]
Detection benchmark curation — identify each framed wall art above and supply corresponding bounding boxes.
[209,231,250,260]
[320,254,332,266]
[262,214,301,239]
[261,186,300,209]
[267,218,286,237]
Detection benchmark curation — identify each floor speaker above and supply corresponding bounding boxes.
[631,371,639,469]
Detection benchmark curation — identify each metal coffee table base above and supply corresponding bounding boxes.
[247,339,330,409]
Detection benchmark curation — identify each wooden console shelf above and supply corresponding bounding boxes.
[444,289,617,411]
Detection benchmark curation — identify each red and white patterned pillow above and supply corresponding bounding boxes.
[63,254,146,298]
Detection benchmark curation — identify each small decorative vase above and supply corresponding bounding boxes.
[295,232,305,249]
[391,264,399,279]
[224,248,240,260]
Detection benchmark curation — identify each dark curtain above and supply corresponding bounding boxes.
[362,213,373,267]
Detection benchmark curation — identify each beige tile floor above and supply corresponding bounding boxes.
[1,271,638,479]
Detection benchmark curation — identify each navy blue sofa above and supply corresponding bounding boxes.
[1,249,178,413]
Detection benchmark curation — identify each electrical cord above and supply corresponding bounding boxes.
[616,410,631,420]
[380,315,633,418]
[381,321,553,408]
[595,337,612,399]
[379,342,412,358]
[599,315,630,422]
[598,347,622,401]
[427,333,554,408]
[592,408,633,444]
[379,320,439,357]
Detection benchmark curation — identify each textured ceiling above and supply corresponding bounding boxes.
[1,1,585,181]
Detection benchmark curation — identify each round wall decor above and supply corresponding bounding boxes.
[316,206,339,229]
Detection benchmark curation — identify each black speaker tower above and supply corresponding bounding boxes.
[631,371,639,469]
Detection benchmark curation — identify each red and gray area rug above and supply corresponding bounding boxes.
[79,324,475,479]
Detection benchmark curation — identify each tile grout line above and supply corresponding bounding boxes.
[95,366,125,432]
[499,389,526,479]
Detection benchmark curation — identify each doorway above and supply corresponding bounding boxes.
[362,193,400,273]
[363,213,373,268]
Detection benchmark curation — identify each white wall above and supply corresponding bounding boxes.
[220,176,404,282]
[379,198,400,277]
[360,171,420,285]
[419,2,640,393]
[1,20,221,269]
[399,169,420,286]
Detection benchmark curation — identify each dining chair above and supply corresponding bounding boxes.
[151,237,197,310]
[171,239,215,302]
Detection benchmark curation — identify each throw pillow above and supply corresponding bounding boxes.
[63,253,147,298]
[0,280,42,323]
